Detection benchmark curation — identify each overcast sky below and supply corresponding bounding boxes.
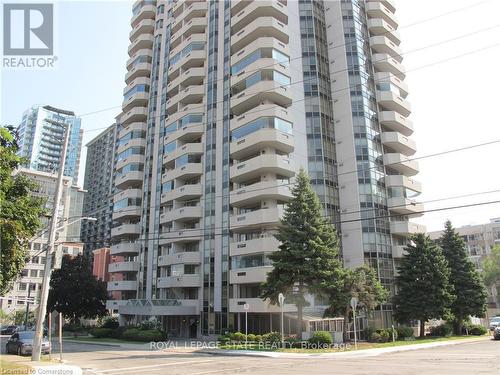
[1,0,499,232]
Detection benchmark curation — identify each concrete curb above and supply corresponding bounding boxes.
[198,336,490,359]
[63,339,128,348]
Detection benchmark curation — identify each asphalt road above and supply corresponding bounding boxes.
[1,336,499,375]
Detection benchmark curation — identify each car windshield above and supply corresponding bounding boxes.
[491,317,500,322]
[18,332,35,340]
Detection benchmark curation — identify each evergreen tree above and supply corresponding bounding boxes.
[394,233,454,337]
[439,220,487,334]
[323,265,388,342]
[260,169,343,337]
[48,254,108,324]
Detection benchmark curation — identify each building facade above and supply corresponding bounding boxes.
[81,124,118,255]
[429,218,500,313]
[17,105,83,184]
[0,169,85,315]
[110,0,422,336]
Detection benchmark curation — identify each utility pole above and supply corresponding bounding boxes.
[32,120,70,362]
[24,282,31,328]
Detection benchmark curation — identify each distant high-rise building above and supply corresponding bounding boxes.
[17,105,83,183]
[0,168,85,314]
[81,124,117,255]
[109,0,423,336]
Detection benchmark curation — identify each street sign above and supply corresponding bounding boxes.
[243,303,250,310]
[278,293,285,306]
[350,297,358,310]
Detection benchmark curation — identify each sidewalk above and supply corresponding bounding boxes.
[199,336,490,358]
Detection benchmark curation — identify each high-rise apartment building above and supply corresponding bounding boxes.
[110,0,423,337]
[81,124,118,255]
[0,168,85,314]
[17,105,83,183]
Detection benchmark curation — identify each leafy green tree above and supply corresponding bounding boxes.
[323,265,388,342]
[483,245,500,307]
[393,234,454,337]
[439,220,487,334]
[11,309,35,326]
[48,254,108,323]
[260,169,343,337]
[0,126,46,294]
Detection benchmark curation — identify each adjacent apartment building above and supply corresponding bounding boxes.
[429,218,500,313]
[0,169,85,314]
[110,0,423,337]
[17,105,83,184]
[81,124,118,255]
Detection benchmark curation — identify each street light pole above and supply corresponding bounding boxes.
[278,293,285,346]
[32,120,70,362]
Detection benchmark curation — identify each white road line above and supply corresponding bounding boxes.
[97,359,215,373]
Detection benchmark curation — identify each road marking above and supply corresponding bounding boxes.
[96,359,214,373]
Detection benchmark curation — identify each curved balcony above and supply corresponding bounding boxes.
[128,34,154,57]
[107,280,138,292]
[164,123,204,144]
[171,17,207,49]
[115,171,143,190]
[229,266,271,284]
[231,57,289,88]
[167,66,205,95]
[157,275,201,288]
[377,91,411,117]
[166,85,205,115]
[231,0,252,14]
[160,206,202,224]
[366,1,398,29]
[131,2,155,25]
[372,53,405,79]
[120,107,148,125]
[384,175,422,194]
[231,206,284,232]
[168,49,206,75]
[230,104,291,132]
[231,17,288,53]
[158,252,201,267]
[117,137,146,156]
[374,72,408,97]
[231,80,292,116]
[367,18,400,45]
[230,154,294,183]
[380,132,416,156]
[230,128,294,159]
[387,197,424,216]
[370,36,402,62]
[158,228,203,246]
[111,224,141,239]
[162,162,203,182]
[108,261,140,273]
[129,19,155,41]
[378,111,414,136]
[171,2,208,33]
[230,236,280,257]
[169,33,206,61]
[231,0,287,34]
[161,184,202,203]
[116,154,144,172]
[126,49,153,70]
[125,63,152,84]
[230,36,289,67]
[230,298,295,313]
[390,221,426,236]
[110,242,141,256]
[382,153,419,176]
[230,180,292,207]
[113,187,142,205]
[113,206,141,221]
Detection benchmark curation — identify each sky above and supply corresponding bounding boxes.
[1,0,499,232]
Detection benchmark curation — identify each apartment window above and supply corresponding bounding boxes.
[117,130,145,146]
[21,269,29,277]
[164,141,176,154]
[231,253,272,269]
[231,117,292,140]
[117,146,144,161]
[123,84,149,101]
[175,154,201,168]
[30,269,38,277]
[162,180,174,193]
[184,264,197,275]
[18,283,27,291]
[32,243,41,251]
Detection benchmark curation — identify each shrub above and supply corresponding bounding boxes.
[378,329,390,342]
[90,328,113,338]
[262,331,282,344]
[370,332,382,342]
[385,327,398,341]
[468,324,487,336]
[309,331,333,345]
[111,326,128,339]
[396,326,414,340]
[429,323,453,337]
[363,327,375,341]
[229,332,246,342]
[255,334,263,342]
[100,317,119,329]
[122,328,164,342]
[246,334,257,342]
[137,318,161,331]
[217,334,230,344]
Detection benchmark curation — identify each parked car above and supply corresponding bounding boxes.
[494,326,500,340]
[1,325,19,335]
[5,331,51,356]
[489,316,500,331]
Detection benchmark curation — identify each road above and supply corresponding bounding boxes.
[1,336,499,374]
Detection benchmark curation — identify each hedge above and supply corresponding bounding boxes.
[308,331,333,345]
[396,326,414,340]
[90,328,113,338]
[121,328,164,342]
[429,323,453,337]
[468,324,487,336]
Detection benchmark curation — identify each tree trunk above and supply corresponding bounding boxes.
[296,302,303,340]
[453,319,462,335]
[419,320,425,338]
[342,306,351,343]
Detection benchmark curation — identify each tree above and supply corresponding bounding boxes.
[0,126,46,294]
[439,220,487,334]
[11,309,35,326]
[323,265,388,342]
[393,233,454,337]
[260,169,343,337]
[48,254,108,323]
[483,245,500,307]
